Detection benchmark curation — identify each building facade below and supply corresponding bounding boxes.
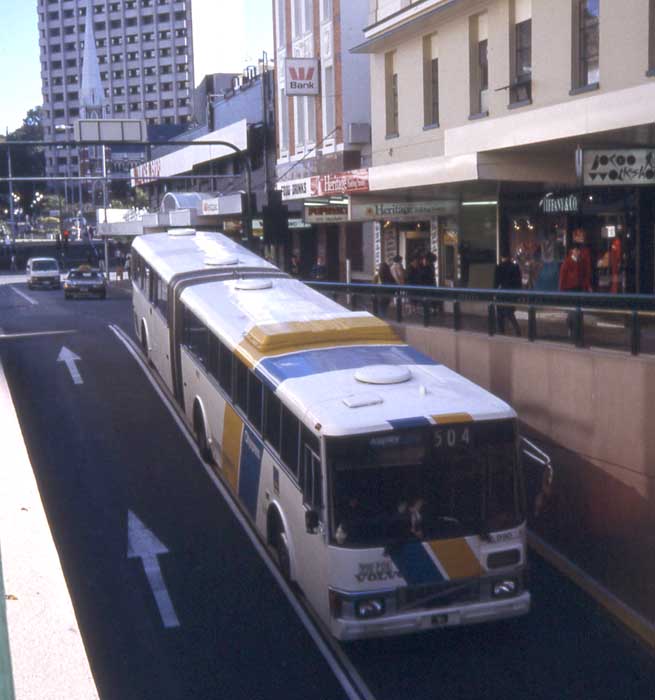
[354,0,655,293]
[273,0,374,280]
[38,0,195,181]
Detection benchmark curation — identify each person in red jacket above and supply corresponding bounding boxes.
[559,246,591,292]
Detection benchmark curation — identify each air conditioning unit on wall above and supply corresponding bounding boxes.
[348,122,371,145]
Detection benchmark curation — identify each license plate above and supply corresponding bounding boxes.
[431,614,449,626]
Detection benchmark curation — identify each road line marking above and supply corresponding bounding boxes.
[108,323,376,700]
[0,330,76,340]
[9,287,38,306]
[127,511,180,629]
[528,532,655,650]
[57,346,83,385]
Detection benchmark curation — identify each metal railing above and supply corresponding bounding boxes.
[306,281,655,356]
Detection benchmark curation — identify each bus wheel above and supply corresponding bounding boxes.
[140,322,148,358]
[276,531,291,581]
[194,405,214,464]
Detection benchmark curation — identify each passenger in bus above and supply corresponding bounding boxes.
[335,496,364,545]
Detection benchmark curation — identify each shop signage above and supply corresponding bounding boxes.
[305,204,349,224]
[201,193,243,216]
[584,149,655,186]
[278,169,370,202]
[314,169,369,196]
[373,222,382,267]
[349,200,458,222]
[285,58,320,96]
[539,193,579,214]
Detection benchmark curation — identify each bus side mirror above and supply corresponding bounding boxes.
[305,509,319,534]
[520,437,554,518]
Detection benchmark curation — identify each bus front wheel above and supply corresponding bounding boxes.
[276,531,291,582]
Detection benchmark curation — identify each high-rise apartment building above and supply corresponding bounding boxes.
[37,0,195,180]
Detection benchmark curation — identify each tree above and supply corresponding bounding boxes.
[0,107,45,219]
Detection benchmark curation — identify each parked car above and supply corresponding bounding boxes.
[26,257,61,290]
[63,267,106,299]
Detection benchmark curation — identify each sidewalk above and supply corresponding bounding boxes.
[0,360,99,699]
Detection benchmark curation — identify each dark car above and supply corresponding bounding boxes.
[63,268,107,299]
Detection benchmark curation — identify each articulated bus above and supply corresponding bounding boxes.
[131,228,536,641]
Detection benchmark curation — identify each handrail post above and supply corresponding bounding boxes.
[453,301,461,331]
[372,292,379,316]
[488,303,496,336]
[574,307,584,348]
[630,310,640,356]
[395,292,403,323]
[528,306,537,342]
[423,300,430,327]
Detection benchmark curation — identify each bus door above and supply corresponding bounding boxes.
[297,438,329,619]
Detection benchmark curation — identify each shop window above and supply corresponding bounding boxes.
[346,224,364,272]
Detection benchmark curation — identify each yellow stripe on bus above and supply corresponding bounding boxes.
[236,316,400,367]
[432,413,473,424]
[428,539,483,579]
[222,404,242,493]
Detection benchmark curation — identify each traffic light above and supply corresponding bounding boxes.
[262,191,288,245]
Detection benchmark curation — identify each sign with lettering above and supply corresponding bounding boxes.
[349,200,458,222]
[584,149,655,186]
[539,193,579,214]
[305,204,348,224]
[278,177,313,201]
[314,169,369,196]
[285,58,320,96]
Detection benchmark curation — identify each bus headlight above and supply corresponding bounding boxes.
[356,599,386,619]
[492,579,518,598]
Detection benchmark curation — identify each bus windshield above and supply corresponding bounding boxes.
[327,420,523,548]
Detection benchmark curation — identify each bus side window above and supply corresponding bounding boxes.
[234,358,248,411]
[263,385,281,450]
[182,307,209,366]
[218,340,233,396]
[208,333,219,379]
[280,405,299,477]
[155,276,168,318]
[147,267,155,303]
[301,444,322,511]
[247,371,263,431]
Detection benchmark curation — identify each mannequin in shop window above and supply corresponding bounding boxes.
[559,242,592,294]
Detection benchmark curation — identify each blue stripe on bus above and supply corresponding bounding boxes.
[238,426,264,519]
[390,542,445,586]
[388,417,432,429]
[255,345,437,388]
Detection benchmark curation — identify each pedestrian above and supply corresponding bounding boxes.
[558,245,590,293]
[116,252,125,281]
[10,252,17,272]
[406,255,421,285]
[494,253,522,336]
[390,255,405,285]
[310,255,327,280]
[289,253,301,277]
[125,252,132,280]
[374,260,396,317]
[418,252,437,286]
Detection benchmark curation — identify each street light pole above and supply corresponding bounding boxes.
[6,129,16,238]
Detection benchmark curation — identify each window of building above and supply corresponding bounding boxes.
[469,13,489,117]
[510,0,532,104]
[385,51,399,137]
[573,0,599,90]
[158,12,170,22]
[422,34,439,127]
[175,27,186,38]
[292,0,313,38]
[276,0,286,48]
[110,19,121,29]
[323,64,335,138]
[159,30,170,40]
[111,36,122,46]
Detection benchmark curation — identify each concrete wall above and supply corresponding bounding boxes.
[394,324,655,623]
[369,0,653,166]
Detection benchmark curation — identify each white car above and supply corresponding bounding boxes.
[26,257,61,290]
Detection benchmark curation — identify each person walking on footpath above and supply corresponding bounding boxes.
[374,260,396,317]
[390,255,405,285]
[310,255,327,280]
[494,253,522,336]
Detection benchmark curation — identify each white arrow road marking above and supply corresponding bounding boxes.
[10,286,38,305]
[127,511,180,629]
[57,346,83,385]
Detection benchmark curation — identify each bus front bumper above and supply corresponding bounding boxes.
[331,591,531,641]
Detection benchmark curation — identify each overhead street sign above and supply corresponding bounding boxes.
[74,119,147,143]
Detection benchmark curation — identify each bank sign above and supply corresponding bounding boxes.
[584,149,655,186]
[285,58,320,96]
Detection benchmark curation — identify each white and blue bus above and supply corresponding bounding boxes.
[131,229,536,640]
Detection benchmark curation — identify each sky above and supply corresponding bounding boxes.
[0,0,273,134]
